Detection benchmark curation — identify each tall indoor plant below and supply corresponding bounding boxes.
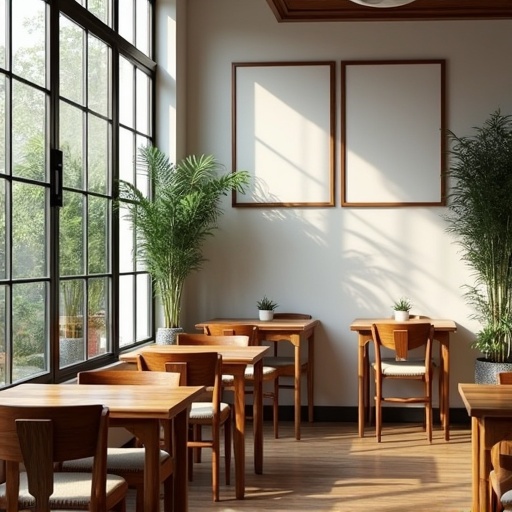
[119,145,249,343]
[445,110,512,381]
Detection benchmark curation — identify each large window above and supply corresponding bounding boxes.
[0,0,155,385]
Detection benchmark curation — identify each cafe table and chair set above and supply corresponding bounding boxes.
[3,314,507,512]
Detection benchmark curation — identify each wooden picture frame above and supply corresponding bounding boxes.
[232,61,336,207]
[341,59,446,207]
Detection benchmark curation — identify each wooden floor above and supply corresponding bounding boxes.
[128,421,473,512]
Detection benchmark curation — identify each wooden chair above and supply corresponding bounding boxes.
[489,374,512,511]
[499,372,512,385]
[370,321,435,442]
[136,350,231,502]
[199,325,280,438]
[489,436,512,512]
[60,370,179,512]
[0,403,128,512]
[261,313,313,437]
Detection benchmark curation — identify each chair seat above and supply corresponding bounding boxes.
[372,358,428,376]
[222,365,276,384]
[62,447,171,473]
[0,471,127,509]
[190,401,230,420]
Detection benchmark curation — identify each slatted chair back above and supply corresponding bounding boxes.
[78,368,181,387]
[177,332,250,347]
[203,324,259,345]
[0,404,111,512]
[371,322,434,362]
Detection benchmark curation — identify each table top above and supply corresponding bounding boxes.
[120,343,269,365]
[350,317,457,332]
[459,382,512,418]
[0,383,205,420]
[195,317,319,332]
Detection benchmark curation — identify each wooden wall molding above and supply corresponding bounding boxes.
[266,0,512,22]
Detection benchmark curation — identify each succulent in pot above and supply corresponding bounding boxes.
[257,296,278,321]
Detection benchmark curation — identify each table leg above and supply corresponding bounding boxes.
[472,417,480,512]
[436,332,450,441]
[308,332,314,423]
[120,419,161,512]
[173,408,189,512]
[252,359,263,474]
[357,333,368,438]
[294,339,301,440]
[232,368,246,499]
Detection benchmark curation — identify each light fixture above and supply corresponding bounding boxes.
[349,0,417,7]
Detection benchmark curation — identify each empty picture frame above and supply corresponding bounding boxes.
[341,60,446,207]
[232,61,335,207]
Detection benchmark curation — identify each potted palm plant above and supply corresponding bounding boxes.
[119,145,249,344]
[444,110,512,382]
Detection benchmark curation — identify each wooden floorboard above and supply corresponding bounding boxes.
[128,421,473,512]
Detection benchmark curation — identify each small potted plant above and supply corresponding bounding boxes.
[392,297,412,321]
[257,296,279,321]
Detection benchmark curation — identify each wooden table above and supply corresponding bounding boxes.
[195,317,319,441]
[459,382,512,512]
[0,382,204,512]
[350,318,457,441]
[120,343,269,499]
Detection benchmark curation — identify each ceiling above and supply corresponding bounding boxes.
[265,0,512,22]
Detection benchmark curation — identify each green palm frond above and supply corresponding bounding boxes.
[118,146,250,328]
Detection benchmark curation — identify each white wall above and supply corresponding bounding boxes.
[171,0,512,408]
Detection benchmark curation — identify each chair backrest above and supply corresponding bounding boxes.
[0,404,109,512]
[371,322,434,362]
[137,350,222,409]
[203,324,259,345]
[273,313,312,320]
[178,332,250,347]
[498,372,512,385]
[77,369,181,387]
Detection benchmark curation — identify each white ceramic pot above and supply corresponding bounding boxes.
[258,310,274,321]
[394,311,410,321]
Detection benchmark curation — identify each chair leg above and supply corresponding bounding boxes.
[212,424,220,502]
[224,414,231,486]
[273,380,279,439]
[375,379,382,443]
[135,484,144,512]
[274,377,280,439]
[307,363,314,423]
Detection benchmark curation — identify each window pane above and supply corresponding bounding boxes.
[12,80,46,181]
[13,282,47,382]
[88,277,109,357]
[88,195,109,274]
[60,190,84,277]
[118,274,133,347]
[0,75,5,174]
[60,101,84,189]
[12,182,46,279]
[0,285,4,386]
[0,179,5,278]
[60,16,84,105]
[119,57,134,128]
[88,0,111,27]
[88,34,110,117]
[135,0,149,56]
[136,273,150,340]
[88,114,110,194]
[136,69,149,135]
[59,279,85,367]
[119,204,133,273]
[12,0,46,87]
[118,0,134,45]
[0,0,5,70]
[119,127,134,182]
